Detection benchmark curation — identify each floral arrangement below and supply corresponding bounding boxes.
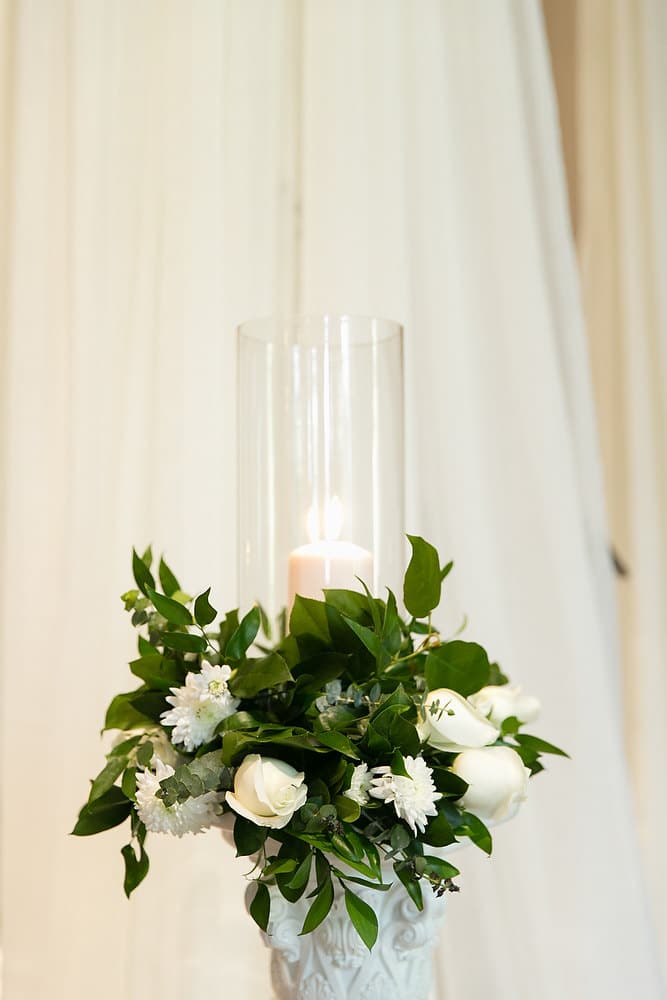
[74,536,565,950]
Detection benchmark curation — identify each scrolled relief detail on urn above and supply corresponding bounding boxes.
[247,870,448,1000]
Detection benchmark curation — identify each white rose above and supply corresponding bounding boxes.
[468,685,541,727]
[225,754,308,829]
[452,746,529,823]
[421,688,499,751]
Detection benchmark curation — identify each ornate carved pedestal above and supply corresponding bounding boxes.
[249,874,447,1000]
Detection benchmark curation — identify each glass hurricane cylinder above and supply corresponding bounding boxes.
[237,315,404,617]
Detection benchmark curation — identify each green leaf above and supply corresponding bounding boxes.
[301,877,334,935]
[108,734,142,758]
[514,734,569,758]
[72,786,133,836]
[344,887,379,950]
[226,606,261,660]
[161,631,207,654]
[314,730,360,759]
[88,756,127,803]
[390,749,412,778]
[425,641,492,697]
[334,795,361,823]
[286,851,313,891]
[233,816,267,857]
[394,861,424,911]
[458,810,493,855]
[104,690,155,731]
[218,609,240,653]
[136,741,154,767]
[440,560,454,581]
[121,841,150,897]
[403,535,441,619]
[249,881,271,931]
[121,766,137,800]
[289,596,331,645]
[129,654,186,689]
[342,616,381,658]
[147,588,193,626]
[229,651,293,699]
[500,715,521,736]
[194,587,217,628]
[257,602,273,640]
[323,589,371,622]
[422,809,456,846]
[381,589,402,657]
[423,855,459,880]
[132,548,155,597]
[130,691,168,723]
[137,635,154,656]
[121,589,139,610]
[487,661,509,686]
[262,858,297,877]
[158,557,181,597]
[332,870,391,892]
[431,766,469,799]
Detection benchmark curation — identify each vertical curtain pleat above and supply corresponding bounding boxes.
[546,0,667,972]
[1,2,663,998]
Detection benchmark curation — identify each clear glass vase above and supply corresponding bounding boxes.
[237,315,404,617]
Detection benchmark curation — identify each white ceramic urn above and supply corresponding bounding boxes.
[247,865,448,1000]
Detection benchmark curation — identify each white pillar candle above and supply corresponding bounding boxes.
[288,496,374,606]
[288,539,374,606]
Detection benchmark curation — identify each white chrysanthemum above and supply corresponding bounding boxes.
[345,763,374,806]
[135,757,223,836]
[370,755,442,834]
[161,663,240,752]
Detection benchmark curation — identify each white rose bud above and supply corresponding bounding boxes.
[468,685,541,727]
[421,688,499,751]
[452,746,529,823]
[226,754,308,829]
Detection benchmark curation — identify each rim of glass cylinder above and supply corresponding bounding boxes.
[237,314,403,347]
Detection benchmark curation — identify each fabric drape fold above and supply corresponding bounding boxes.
[1,2,663,997]
[545,0,667,974]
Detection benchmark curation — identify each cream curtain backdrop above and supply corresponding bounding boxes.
[0,2,663,999]
[545,0,667,974]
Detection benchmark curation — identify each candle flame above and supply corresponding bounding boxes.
[306,495,344,543]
